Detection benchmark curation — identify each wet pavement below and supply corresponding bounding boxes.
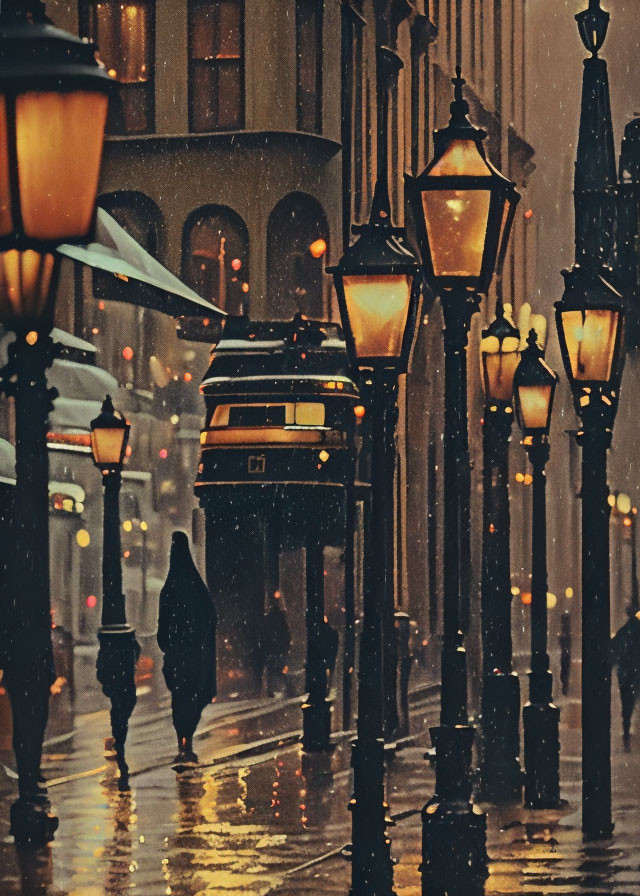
[2,660,640,895]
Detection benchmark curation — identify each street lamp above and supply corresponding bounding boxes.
[0,0,112,845]
[406,67,518,891]
[328,45,422,896]
[513,330,561,809]
[478,301,522,802]
[555,264,624,839]
[90,395,140,792]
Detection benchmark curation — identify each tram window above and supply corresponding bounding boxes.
[228,405,286,427]
[295,403,325,425]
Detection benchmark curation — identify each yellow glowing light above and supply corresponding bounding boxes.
[342,274,412,358]
[547,592,557,609]
[608,494,617,508]
[123,520,133,532]
[523,473,533,486]
[319,450,330,463]
[26,330,38,345]
[170,414,180,425]
[309,238,327,258]
[76,529,91,548]
[515,472,525,483]
[511,586,520,596]
[565,587,574,598]
[140,521,148,531]
[617,493,632,515]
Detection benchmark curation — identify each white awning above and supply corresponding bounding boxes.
[58,208,226,320]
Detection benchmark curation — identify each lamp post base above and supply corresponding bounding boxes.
[349,737,395,896]
[421,726,488,896]
[302,697,334,752]
[523,698,560,809]
[478,671,523,803]
[9,797,59,846]
[96,625,140,792]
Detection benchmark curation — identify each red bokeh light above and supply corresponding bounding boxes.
[354,405,366,419]
[309,238,327,258]
[231,258,242,271]
[86,595,97,608]
[524,209,534,220]
[183,372,192,383]
[122,346,134,361]
[125,445,132,457]
[159,448,168,459]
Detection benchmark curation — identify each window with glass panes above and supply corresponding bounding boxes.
[189,0,244,131]
[183,206,249,316]
[80,0,154,135]
[296,0,322,133]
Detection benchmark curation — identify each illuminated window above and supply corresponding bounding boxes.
[189,0,244,131]
[183,205,249,315]
[296,0,322,133]
[80,0,154,135]
[267,193,329,320]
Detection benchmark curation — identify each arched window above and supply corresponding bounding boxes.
[296,0,322,133]
[267,193,329,320]
[183,206,249,316]
[79,0,155,135]
[81,192,163,388]
[189,0,244,132]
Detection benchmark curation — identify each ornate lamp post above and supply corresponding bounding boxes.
[557,0,626,841]
[478,301,522,802]
[90,395,140,792]
[328,44,422,896]
[555,269,624,838]
[406,67,518,891]
[513,330,560,809]
[0,0,111,844]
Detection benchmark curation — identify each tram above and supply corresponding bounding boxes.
[195,314,361,695]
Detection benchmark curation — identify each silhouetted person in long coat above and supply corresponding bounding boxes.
[158,532,217,764]
[611,605,640,749]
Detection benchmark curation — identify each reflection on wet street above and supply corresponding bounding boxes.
[3,681,640,895]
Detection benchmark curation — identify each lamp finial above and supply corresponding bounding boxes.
[449,65,471,127]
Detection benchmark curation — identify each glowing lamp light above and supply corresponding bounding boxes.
[0,2,113,322]
[231,257,242,271]
[405,67,519,296]
[624,517,633,528]
[309,239,327,259]
[122,520,133,532]
[327,201,421,370]
[86,595,97,608]
[555,266,625,416]
[122,346,134,361]
[565,587,574,598]
[183,372,192,383]
[521,592,532,606]
[547,592,558,609]
[76,529,91,548]
[159,448,168,459]
[617,493,632,515]
[514,330,558,438]
[90,395,130,471]
[354,404,366,418]
[524,209,534,220]
[480,303,520,402]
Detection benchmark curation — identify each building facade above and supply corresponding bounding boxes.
[12,0,537,702]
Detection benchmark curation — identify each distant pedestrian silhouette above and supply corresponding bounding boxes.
[261,596,291,697]
[558,611,572,696]
[611,605,640,749]
[157,532,217,764]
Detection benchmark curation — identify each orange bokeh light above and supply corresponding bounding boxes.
[309,238,327,259]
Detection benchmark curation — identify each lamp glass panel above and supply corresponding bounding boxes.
[0,250,55,322]
[0,98,12,236]
[91,427,126,465]
[429,138,491,177]
[422,188,490,278]
[342,273,412,359]
[517,384,552,432]
[482,339,520,401]
[559,308,620,382]
[16,91,108,241]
